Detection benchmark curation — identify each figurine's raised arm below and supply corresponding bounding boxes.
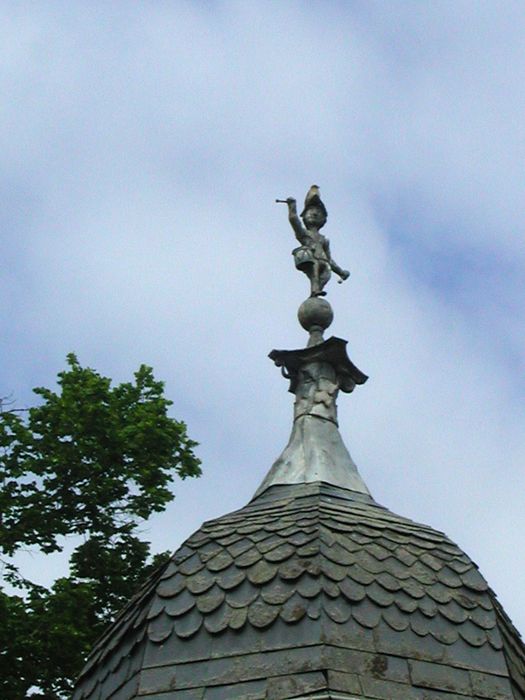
[285,197,307,244]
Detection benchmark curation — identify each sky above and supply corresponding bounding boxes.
[1,1,524,635]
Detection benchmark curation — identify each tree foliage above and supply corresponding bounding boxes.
[0,355,201,698]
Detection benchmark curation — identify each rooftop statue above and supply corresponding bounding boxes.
[277,185,350,297]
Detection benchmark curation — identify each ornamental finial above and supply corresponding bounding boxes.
[259,188,369,497]
[276,186,350,346]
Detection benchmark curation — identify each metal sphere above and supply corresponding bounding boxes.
[297,297,334,332]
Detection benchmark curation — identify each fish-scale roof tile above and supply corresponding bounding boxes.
[73,485,525,699]
[143,491,501,646]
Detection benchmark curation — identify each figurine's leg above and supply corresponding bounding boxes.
[310,264,330,297]
[319,264,331,295]
[310,261,321,296]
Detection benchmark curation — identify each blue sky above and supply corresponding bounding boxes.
[2,2,524,634]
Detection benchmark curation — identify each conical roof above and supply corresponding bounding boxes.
[73,480,525,700]
[73,188,525,699]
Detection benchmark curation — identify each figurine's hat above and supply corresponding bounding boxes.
[300,184,328,218]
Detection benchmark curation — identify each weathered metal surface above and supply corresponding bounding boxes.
[269,337,368,395]
[254,414,371,498]
[257,337,370,498]
[73,482,525,699]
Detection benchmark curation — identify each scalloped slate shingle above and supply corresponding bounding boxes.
[73,483,525,699]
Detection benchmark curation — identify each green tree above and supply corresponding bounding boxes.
[0,354,201,698]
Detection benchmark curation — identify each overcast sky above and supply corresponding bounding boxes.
[2,1,524,635]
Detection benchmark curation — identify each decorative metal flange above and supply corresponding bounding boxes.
[269,336,368,395]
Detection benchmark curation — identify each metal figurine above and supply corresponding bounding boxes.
[276,186,349,297]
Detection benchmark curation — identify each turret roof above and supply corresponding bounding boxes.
[74,480,525,700]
